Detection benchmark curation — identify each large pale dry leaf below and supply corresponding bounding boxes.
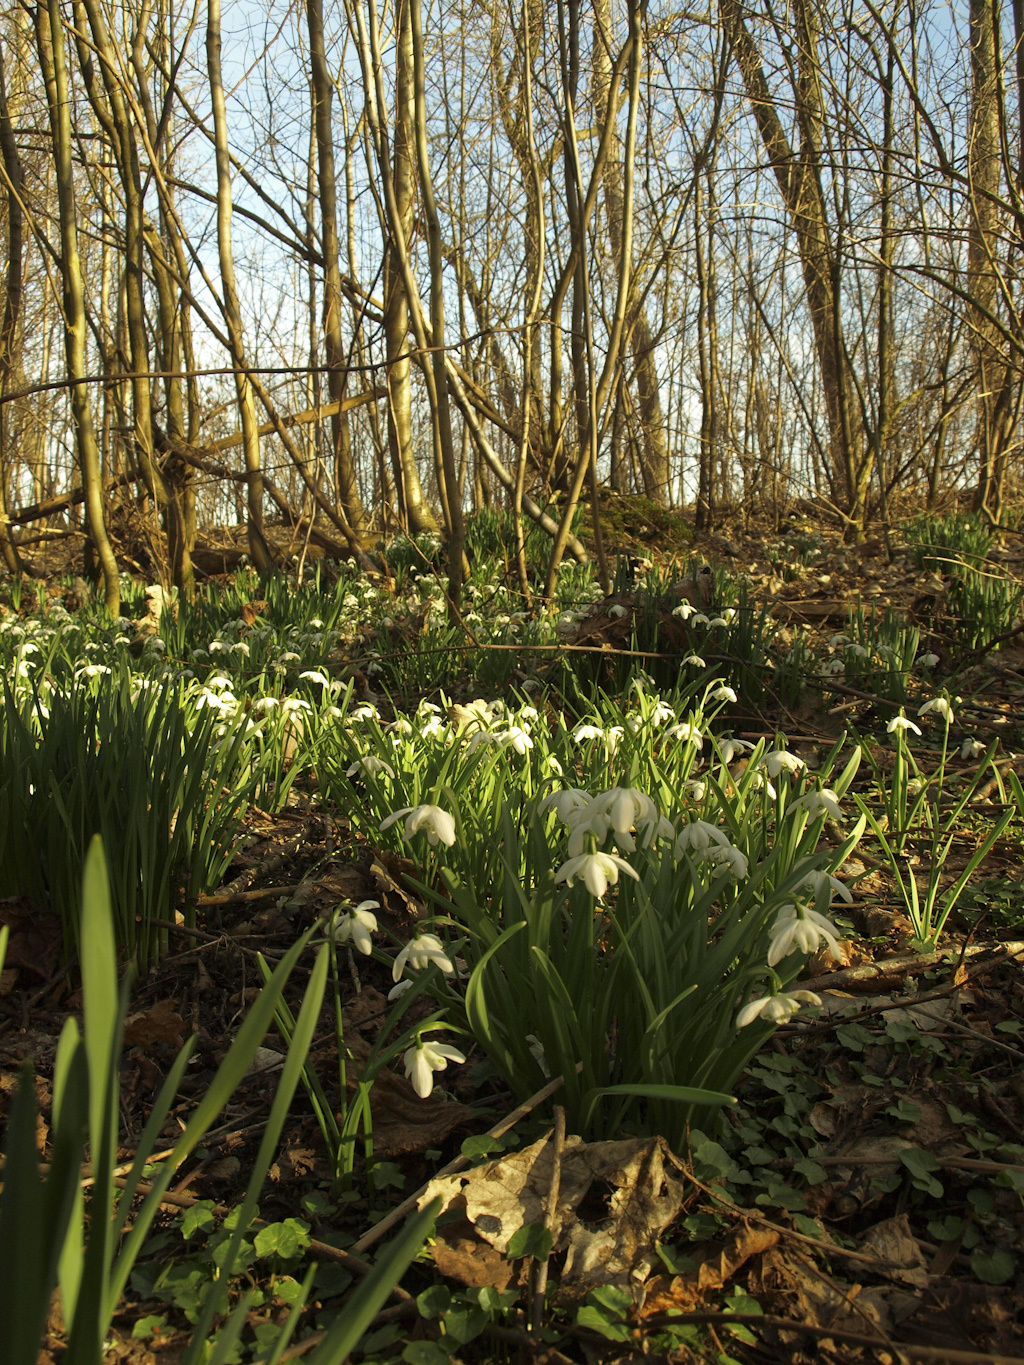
[419,1134,687,1294]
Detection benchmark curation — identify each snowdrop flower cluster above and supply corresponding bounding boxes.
[543,784,672,860]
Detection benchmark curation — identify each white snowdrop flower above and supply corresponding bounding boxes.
[208,675,234,690]
[709,685,738,703]
[918,697,954,725]
[961,737,986,760]
[554,850,640,900]
[388,979,414,1000]
[691,613,710,626]
[746,769,777,798]
[821,657,846,676]
[404,1039,466,1099]
[209,640,229,654]
[518,705,539,723]
[419,716,445,740]
[573,723,604,744]
[768,901,843,966]
[326,705,344,720]
[887,712,922,737]
[555,616,577,638]
[681,653,707,669]
[350,703,380,721]
[907,776,926,796]
[74,664,111,680]
[917,653,940,669]
[666,721,703,748]
[392,932,455,980]
[281,697,313,715]
[674,820,732,860]
[113,635,131,646]
[720,609,737,624]
[607,604,627,620]
[540,788,596,825]
[707,842,749,879]
[737,990,822,1028]
[381,804,457,847]
[708,616,731,629]
[299,669,331,686]
[254,697,279,713]
[672,600,696,620]
[605,726,624,755]
[330,901,379,955]
[277,651,301,664]
[544,754,564,777]
[346,756,396,779]
[794,869,853,905]
[389,715,414,737]
[758,750,806,778]
[230,641,250,657]
[790,788,843,821]
[498,726,533,755]
[717,738,754,765]
[650,700,676,724]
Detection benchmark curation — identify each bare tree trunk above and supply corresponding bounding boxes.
[409,0,465,608]
[307,0,367,533]
[720,0,871,536]
[592,0,669,503]
[0,40,26,574]
[206,0,274,572]
[969,0,1012,518]
[368,0,438,534]
[36,0,119,612]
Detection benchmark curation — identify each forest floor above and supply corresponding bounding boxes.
[4,500,1024,1365]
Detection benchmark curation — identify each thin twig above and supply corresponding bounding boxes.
[531,1104,565,1333]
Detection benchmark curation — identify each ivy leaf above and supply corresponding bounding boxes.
[254,1218,311,1261]
[971,1250,1015,1285]
[506,1223,552,1261]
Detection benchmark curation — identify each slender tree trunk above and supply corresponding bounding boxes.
[206,0,274,571]
[0,41,26,574]
[307,0,367,533]
[36,0,119,612]
[373,0,438,533]
[720,0,871,536]
[969,0,1010,518]
[409,0,465,608]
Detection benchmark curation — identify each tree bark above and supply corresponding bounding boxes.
[36,0,120,612]
[206,0,275,572]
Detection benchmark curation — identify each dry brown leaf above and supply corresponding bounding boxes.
[430,1215,515,1291]
[124,1000,186,1051]
[860,1214,929,1287]
[370,855,425,925]
[640,1222,780,1314]
[240,599,270,627]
